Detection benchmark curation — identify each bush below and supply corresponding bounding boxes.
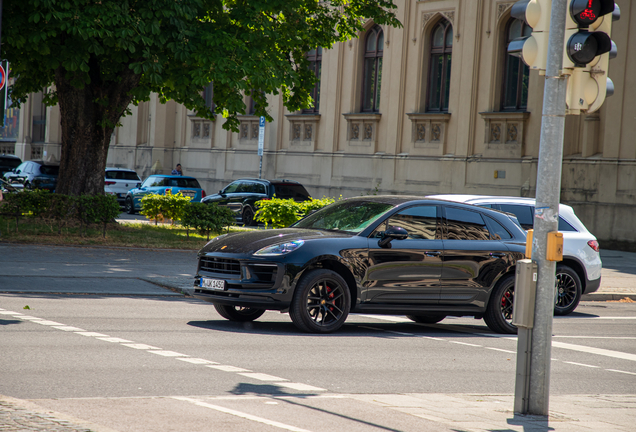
[182,202,235,240]
[255,196,336,228]
[140,191,192,225]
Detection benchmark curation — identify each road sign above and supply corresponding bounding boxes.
[0,65,5,91]
[258,116,265,156]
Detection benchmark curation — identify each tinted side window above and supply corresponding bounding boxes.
[384,205,440,240]
[445,207,490,240]
[39,165,59,175]
[498,204,534,230]
[485,216,512,240]
[558,216,577,232]
[272,184,310,200]
[254,183,266,194]
[118,171,140,181]
[105,171,117,180]
[236,181,252,193]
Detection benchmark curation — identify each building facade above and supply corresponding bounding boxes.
[3,0,635,248]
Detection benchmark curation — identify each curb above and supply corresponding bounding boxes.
[582,293,636,301]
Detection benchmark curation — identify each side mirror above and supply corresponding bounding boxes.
[136,182,141,188]
[378,226,408,248]
[219,190,227,197]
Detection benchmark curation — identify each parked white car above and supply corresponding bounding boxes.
[105,167,141,206]
[428,194,602,315]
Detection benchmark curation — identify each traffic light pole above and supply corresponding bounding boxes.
[526,0,569,416]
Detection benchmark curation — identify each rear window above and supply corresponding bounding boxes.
[0,157,21,169]
[39,165,60,176]
[167,178,201,188]
[272,183,310,200]
[106,170,140,181]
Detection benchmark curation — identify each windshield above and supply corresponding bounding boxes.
[293,200,394,234]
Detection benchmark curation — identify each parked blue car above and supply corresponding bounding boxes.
[124,175,206,214]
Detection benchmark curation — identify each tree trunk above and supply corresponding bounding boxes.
[54,60,141,196]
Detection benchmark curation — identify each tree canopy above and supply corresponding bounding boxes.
[3,0,401,132]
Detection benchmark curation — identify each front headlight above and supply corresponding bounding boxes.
[254,240,305,256]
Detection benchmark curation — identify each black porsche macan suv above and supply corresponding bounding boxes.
[186,196,527,334]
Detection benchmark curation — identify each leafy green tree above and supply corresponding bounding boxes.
[2,0,400,196]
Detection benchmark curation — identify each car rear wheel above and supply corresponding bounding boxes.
[484,275,517,334]
[242,206,255,226]
[289,269,351,333]
[125,197,135,214]
[406,314,446,324]
[554,264,582,316]
[214,304,265,322]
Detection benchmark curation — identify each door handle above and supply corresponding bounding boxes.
[490,252,506,258]
[425,251,441,257]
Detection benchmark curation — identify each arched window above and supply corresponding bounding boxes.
[361,26,383,112]
[502,18,531,110]
[303,47,322,114]
[427,19,453,112]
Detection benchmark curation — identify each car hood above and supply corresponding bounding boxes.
[199,228,353,255]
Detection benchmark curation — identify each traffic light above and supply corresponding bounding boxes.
[563,1,620,114]
[508,0,551,72]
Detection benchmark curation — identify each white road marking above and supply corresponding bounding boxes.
[563,362,599,368]
[147,350,188,357]
[485,347,516,354]
[552,341,636,362]
[583,317,636,320]
[75,332,109,337]
[0,311,20,314]
[176,358,219,365]
[207,365,251,372]
[95,337,134,343]
[553,336,636,340]
[238,373,288,382]
[275,382,327,392]
[450,341,482,347]
[30,320,65,326]
[607,369,636,376]
[172,397,313,432]
[359,315,411,323]
[14,315,42,320]
[52,326,87,332]
[121,343,161,350]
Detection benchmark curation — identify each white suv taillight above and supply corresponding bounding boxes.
[104,181,116,186]
[587,240,600,252]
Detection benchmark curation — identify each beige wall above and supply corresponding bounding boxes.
[9,0,636,248]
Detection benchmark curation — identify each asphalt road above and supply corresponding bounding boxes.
[1,244,635,431]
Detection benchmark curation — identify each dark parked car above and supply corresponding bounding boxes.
[2,160,60,191]
[201,178,311,226]
[125,175,206,214]
[0,154,22,177]
[186,196,527,334]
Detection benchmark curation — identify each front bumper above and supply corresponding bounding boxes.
[187,256,298,310]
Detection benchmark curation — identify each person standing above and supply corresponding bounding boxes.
[171,163,183,176]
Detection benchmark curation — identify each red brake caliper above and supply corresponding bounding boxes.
[327,286,334,311]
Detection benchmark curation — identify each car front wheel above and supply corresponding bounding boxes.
[554,265,582,316]
[484,275,517,334]
[214,304,265,322]
[125,197,135,214]
[289,269,351,333]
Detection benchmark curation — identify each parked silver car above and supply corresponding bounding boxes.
[428,194,602,315]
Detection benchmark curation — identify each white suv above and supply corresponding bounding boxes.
[428,195,602,315]
[105,168,141,206]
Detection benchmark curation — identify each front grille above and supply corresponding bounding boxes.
[199,256,240,275]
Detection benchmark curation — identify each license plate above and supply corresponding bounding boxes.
[200,278,225,290]
[181,190,196,198]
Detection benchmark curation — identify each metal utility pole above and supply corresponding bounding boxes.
[527,0,568,416]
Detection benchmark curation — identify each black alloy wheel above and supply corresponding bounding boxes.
[484,275,517,334]
[290,269,351,333]
[214,304,265,322]
[125,197,135,214]
[242,206,255,226]
[406,314,447,324]
[554,265,582,316]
